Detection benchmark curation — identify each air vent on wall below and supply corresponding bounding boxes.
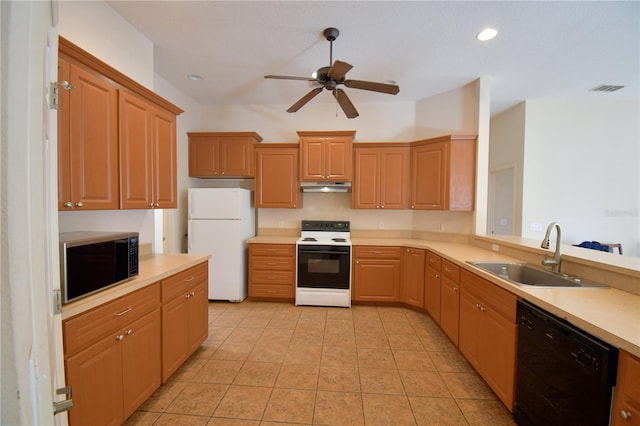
[590,84,625,92]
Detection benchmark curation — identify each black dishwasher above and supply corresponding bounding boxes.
[514,300,618,426]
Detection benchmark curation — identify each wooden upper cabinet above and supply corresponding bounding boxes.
[297,130,355,181]
[254,144,301,209]
[58,37,182,211]
[119,91,177,209]
[188,132,263,178]
[353,144,409,209]
[410,135,476,211]
[58,59,120,210]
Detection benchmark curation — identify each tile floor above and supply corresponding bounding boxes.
[125,301,516,425]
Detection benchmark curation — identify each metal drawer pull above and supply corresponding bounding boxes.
[453,287,459,292]
[184,276,195,282]
[114,307,132,317]
[125,329,133,336]
[116,334,124,341]
[620,410,632,420]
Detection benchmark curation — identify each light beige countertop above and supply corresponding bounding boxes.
[61,253,210,320]
[249,235,640,356]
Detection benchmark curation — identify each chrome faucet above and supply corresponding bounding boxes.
[541,222,562,273]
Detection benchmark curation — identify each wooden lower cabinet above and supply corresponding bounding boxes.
[403,248,425,308]
[612,350,640,425]
[249,244,296,300]
[425,252,442,323]
[440,259,461,346]
[459,269,517,411]
[161,262,209,381]
[352,246,402,302]
[64,285,161,425]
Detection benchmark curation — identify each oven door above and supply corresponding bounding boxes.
[297,244,350,289]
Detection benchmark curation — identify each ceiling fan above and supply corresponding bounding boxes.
[264,27,400,119]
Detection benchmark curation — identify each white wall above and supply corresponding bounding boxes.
[521,99,640,256]
[415,81,479,139]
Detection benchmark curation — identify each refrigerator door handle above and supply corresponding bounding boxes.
[187,222,192,252]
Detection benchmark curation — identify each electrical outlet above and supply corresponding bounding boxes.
[278,220,284,228]
[378,222,384,229]
[438,223,445,232]
[492,244,500,252]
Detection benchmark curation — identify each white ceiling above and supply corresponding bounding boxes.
[106,1,639,116]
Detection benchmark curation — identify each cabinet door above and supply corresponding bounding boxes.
[300,138,325,180]
[58,58,72,209]
[326,137,352,181]
[403,248,425,308]
[151,107,177,208]
[411,142,447,210]
[189,138,218,176]
[353,259,401,302]
[458,288,483,370]
[219,137,252,177]
[379,148,410,209]
[352,149,380,209]
[122,309,161,419]
[481,307,516,411]
[188,281,209,353]
[65,63,119,210]
[161,294,190,381]
[612,350,640,426]
[66,332,124,426]
[119,90,153,209]
[425,267,441,323]
[255,147,301,208]
[440,276,460,346]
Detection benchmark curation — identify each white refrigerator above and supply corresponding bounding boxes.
[187,188,255,301]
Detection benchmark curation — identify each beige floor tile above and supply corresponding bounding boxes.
[326,307,354,320]
[429,351,474,373]
[355,331,389,349]
[192,359,244,384]
[440,372,498,400]
[165,382,228,416]
[266,317,299,329]
[382,319,415,335]
[290,328,324,346]
[359,368,405,395]
[262,388,316,424]
[399,370,451,397]
[325,318,354,331]
[456,399,516,425]
[284,344,322,364]
[139,379,188,412]
[357,347,397,369]
[314,390,364,425]
[206,418,260,426]
[209,327,235,345]
[257,328,293,346]
[275,363,319,390]
[321,345,358,366]
[354,318,385,334]
[213,385,272,420]
[238,314,272,329]
[154,413,210,425]
[213,341,255,361]
[387,333,425,351]
[226,327,264,344]
[123,410,161,425]
[170,357,207,381]
[362,393,417,426]
[393,349,437,371]
[317,365,361,392]
[408,396,468,425]
[248,342,288,363]
[323,329,356,347]
[419,332,458,352]
[233,361,281,387]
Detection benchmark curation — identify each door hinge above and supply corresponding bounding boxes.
[52,386,73,415]
[49,80,74,110]
[53,289,62,315]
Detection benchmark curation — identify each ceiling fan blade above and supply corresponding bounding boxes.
[333,88,359,119]
[327,60,353,81]
[344,79,400,95]
[264,74,317,82]
[286,87,323,113]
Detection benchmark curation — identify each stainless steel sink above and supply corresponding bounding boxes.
[467,261,608,288]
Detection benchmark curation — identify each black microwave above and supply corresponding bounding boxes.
[59,231,139,304]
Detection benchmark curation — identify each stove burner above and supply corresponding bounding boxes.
[332,238,347,243]
[302,237,317,242]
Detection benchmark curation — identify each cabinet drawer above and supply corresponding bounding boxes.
[250,284,294,299]
[251,270,294,285]
[63,283,160,357]
[251,256,294,270]
[161,262,208,303]
[460,270,517,322]
[250,244,295,257]
[442,259,460,282]
[354,246,402,259]
[427,252,441,270]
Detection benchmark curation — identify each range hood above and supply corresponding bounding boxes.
[300,181,352,193]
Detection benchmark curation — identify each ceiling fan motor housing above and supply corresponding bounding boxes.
[323,27,339,41]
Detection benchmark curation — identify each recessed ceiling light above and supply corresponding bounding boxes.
[187,74,203,81]
[477,28,498,41]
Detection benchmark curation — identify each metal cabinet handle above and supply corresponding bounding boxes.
[114,307,132,317]
[184,276,195,282]
[149,202,155,208]
[620,410,632,420]
[185,293,192,299]
[453,287,459,292]
[75,201,83,207]
[125,329,133,336]
[154,202,160,208]
[63,201,73,208]
[116,334,124,341]
[444,267,452,272]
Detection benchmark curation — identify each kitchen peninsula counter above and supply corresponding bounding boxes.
[61,253,210,320]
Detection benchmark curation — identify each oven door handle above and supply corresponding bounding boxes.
[298,249,349,255]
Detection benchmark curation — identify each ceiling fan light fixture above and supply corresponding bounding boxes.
[477,28,498,41]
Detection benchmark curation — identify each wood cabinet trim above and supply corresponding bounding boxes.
[59,36,183,115]
[186,131,263,142]
[296,130,356,138]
